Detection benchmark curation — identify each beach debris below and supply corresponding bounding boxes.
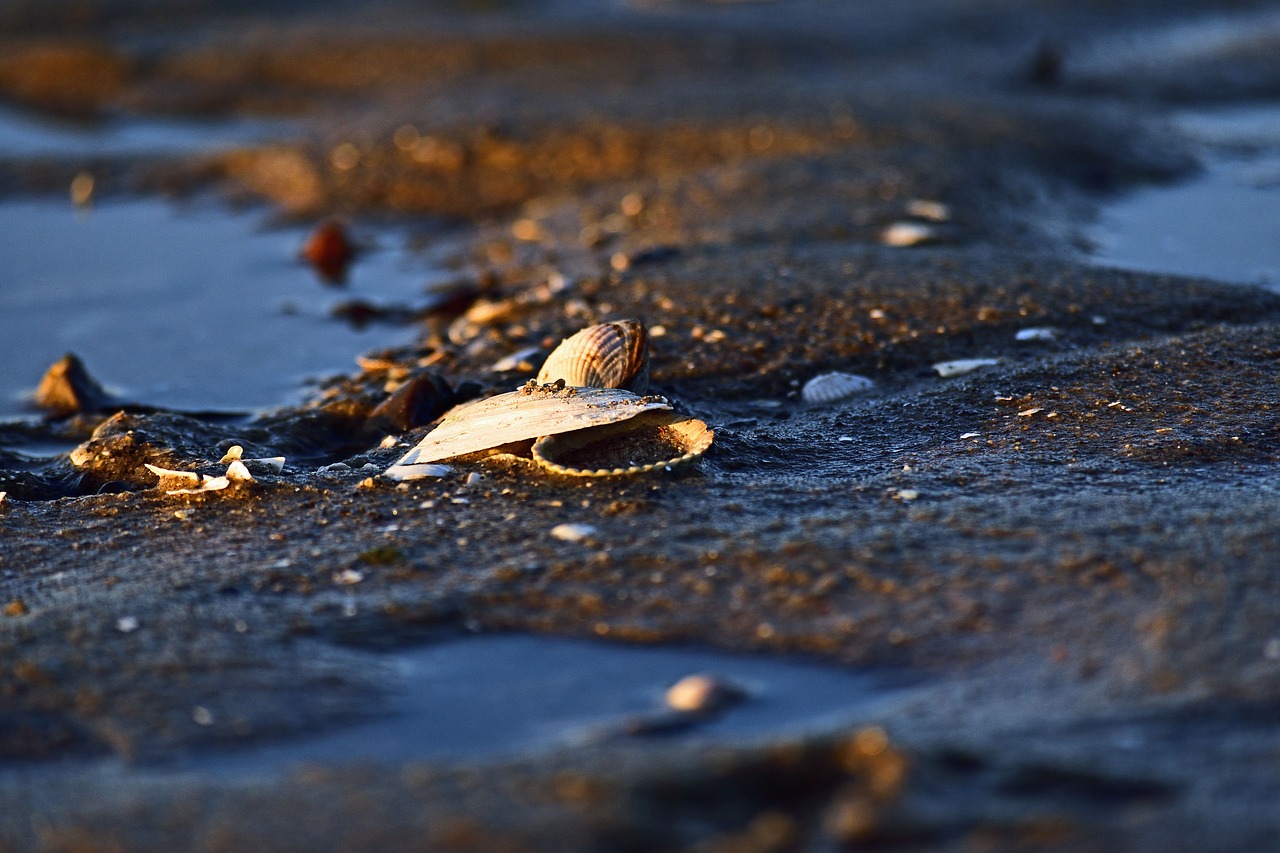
[802,372,874,406]
[532,411,714,477]
[3,599,27,616]
[303,219,354,282]
[536,319,650,393]
[905,199,951,222]
[219,446,285,473]
[1015,326,1059,342]
[145,459,254,495]
[386,383,672,476]
[32,353,118,417]
[366,371,457,434]
[550,522,597,543]
[115,615,139,633]
[880,221,936,247]
[463,471,483,488]
[384,463,451,482]
[933,358,999,378]
[0,492,6,506]
[665,673,747,714]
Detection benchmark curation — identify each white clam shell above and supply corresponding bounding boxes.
[801,372,874,405]
[932,358,999,378]
[531,411,713,477]
[536,319,650,392]
[385,384,671,475]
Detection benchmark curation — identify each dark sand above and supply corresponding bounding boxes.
[4,1,1280,850]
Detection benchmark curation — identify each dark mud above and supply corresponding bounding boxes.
[4,1,1280,851]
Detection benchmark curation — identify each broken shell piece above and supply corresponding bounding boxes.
[536,319,650,392]
[387,384,671,476]
[531,411,713,477]
[144,464,201,491]
[801,372,874,406]
[226,460,254,482]
[933,358,999,378]
[880,221,936,247]
[1015,327,1058,342]
[384,463,451,482]
[665,674,747,714]
[219,445,243,463]
[247,456,286,474]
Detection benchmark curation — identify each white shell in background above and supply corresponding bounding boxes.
[536,319,650,392]
[933,358,999,378]
[531,411,714,477]
[880,221,936,247]
[905,199,951,222]
[1015,327,1058,342]
[801,372,874,405]
[665,673,746,713]
[385,384,671,476]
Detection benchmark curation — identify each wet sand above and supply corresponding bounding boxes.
[4,1,1280,850]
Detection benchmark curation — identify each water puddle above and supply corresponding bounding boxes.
[0,198,450,417]
[1089,105,1280,288]
[196,634,906,777]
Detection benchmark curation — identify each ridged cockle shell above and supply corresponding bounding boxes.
[801,372,874,406]
[536,319,650,392]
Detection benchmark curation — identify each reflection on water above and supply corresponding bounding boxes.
[0,199,440,416]
[1090,105,1280,288]
[199,634,906,776]
[0,105,282,159]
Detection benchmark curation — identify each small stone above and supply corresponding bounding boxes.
[665,673,746,714]
[550,523,597,543]
[3,599,29,617]
[191,706,215,727]
[880,221,936,247]
[333,569,364,585]
[116,615,139,633]
[905,199,951,222]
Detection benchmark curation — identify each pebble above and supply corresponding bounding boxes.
[191,706,215,727]
[665,673,746,713]
[550,523,597,543]
[880,221,936,247]
[115,615,140,633]
[333,569,364,585]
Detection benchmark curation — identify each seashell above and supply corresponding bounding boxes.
[880,221,936,247]
[1015,327,1058,342]
[536,319,650,393]
[801,372,874,406]
[531,411,713,477]
[905,199,951,222]
[933,358,999,378]
[385,383,671,477]
[549,522,597,542]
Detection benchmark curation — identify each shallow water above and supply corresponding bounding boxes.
[0,105,281,159]
[0,198,445,416]
[1090,105,1280,288]
[197,634,905,776]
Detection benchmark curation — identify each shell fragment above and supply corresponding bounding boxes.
[933,358,999,378]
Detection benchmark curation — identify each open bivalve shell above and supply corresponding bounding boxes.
[536,319,650,393]
[532,411,714,477]
[385,383,672,479]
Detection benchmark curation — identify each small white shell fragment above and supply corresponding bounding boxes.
[1015,327,1058,342]
[960,432,981,439]
[801,372,874,405]
[333,569,364,585]
[144,464,200,490]
[665,673,746,714]
[225,460,254,482]
[933,358,999,378]
[191,706,215,727]
[464,471,483,487]
[219,445,243,463]
[384,463,451,482]
[880,221,936,247]
[1018,407,1044,417]
[115,615,139,633]
[388,385,671,472]
[491,345,545,373]
[550,522,597,542]
[895,489,920,501]
[0,491,6,505]
[248,456,286,473]
[906,199,951,222]
[379,435,399,450]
